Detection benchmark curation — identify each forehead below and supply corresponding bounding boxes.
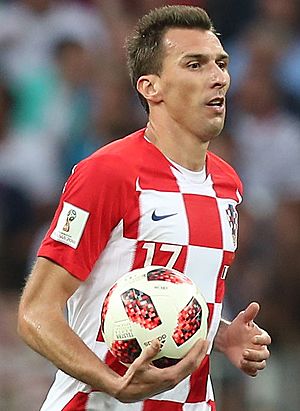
[162,28,225,59]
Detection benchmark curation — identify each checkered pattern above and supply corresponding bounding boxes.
[111,338,142,364]
[121,288,162,330]
[147,267,192,284]
[38,129,242,411]
[172,297,202,346]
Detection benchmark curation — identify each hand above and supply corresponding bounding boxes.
[114,338,209,403]
[221,302,271,377]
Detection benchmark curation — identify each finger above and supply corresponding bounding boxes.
[241,358,267,376]
[134,339,161,367]
[252,332,272,346]
[144,339,161,361]
[242,302,260,325]
[243,348,270,362]
[124,339,160,382]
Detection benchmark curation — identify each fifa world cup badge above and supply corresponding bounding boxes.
[50,202,90,249]
[63,209,77,232]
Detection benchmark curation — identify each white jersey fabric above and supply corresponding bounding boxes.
[38,128,243,411]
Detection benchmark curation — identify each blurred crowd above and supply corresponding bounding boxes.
[0,1,300,410]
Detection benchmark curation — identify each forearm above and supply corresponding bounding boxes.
[213,318,231,353]
[18,306,119,396]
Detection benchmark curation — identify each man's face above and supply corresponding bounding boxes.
[157,28,230,141]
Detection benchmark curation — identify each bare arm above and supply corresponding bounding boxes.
[18,257,209,402]
[18,257,119,394]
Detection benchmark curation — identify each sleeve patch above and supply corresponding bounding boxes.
[50,202,90,249]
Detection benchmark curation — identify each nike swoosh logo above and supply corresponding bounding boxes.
[152,210,178,221]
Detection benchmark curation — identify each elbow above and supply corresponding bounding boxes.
[17,302,37,345]
[17,305,29,342]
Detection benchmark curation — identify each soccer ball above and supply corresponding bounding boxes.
[101,266,208,368]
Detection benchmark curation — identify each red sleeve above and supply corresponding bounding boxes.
[207,151,244,201]
[38,153,132,280]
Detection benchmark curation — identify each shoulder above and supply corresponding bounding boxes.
[207,151,243,197]
[74,128,146,183]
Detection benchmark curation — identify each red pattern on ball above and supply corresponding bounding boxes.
[101,283,117,330]
[111,338,142,364]
[172,297,202,346]
[147,268,192,284]
[121,288,161,330]
[152,356,181,369]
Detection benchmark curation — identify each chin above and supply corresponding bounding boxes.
[208,119,225,138]
[198,124,224,142]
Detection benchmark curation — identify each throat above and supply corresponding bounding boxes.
[145,134,207,172]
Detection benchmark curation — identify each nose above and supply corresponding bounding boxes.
[210,65,229,89]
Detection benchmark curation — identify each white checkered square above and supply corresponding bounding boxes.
[183,402,212,411]
[138,190,189,245]
[150,376,190,403]
[185,245,224,303]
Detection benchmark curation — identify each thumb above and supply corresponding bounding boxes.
[241,302,260,325]
[144,339,161,360]
[135,339,160,366]
[124,339,160,383]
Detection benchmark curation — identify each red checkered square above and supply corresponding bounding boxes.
[215,251,235,303]
[143,399,184,410]
[186,355,209,403]
[183,194,222,249]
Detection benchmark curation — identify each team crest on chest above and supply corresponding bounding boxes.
[226,204,238,247]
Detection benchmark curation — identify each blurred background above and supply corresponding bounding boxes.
[0,0,299,410]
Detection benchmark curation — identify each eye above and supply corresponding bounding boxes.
[217,60,228,70]
[187,62,201,70]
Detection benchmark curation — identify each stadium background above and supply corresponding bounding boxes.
[0,0,299,410]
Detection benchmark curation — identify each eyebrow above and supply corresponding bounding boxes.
[180,52,230,62]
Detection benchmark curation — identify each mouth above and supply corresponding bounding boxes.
[206,96,225,113]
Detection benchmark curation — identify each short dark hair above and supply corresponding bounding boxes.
[126,5,215,112]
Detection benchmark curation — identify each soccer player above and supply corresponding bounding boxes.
[18,5,271,411]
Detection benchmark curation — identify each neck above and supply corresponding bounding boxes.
[145,116,209,172]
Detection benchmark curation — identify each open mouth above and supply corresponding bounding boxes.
[206,97,225,108]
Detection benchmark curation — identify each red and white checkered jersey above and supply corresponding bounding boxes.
[38,128,243,411]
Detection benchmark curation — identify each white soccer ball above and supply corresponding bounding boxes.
[101,266,209,368]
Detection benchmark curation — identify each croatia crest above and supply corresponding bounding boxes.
[226,204,238,247]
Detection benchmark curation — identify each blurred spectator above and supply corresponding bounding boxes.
[230,69,300,219]
[0,182,33,290]
[239,200,300,411]
[0,0,110,83]
[51,37,100,176]
[206,0,256,41]
[226,0,300,114]
[0,0,110,130]
[0,1,112,207]
[265,200,300,347]
[0,93,64,208]
[0,84,34,290]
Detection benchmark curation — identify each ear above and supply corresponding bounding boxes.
[136,75,163,106]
